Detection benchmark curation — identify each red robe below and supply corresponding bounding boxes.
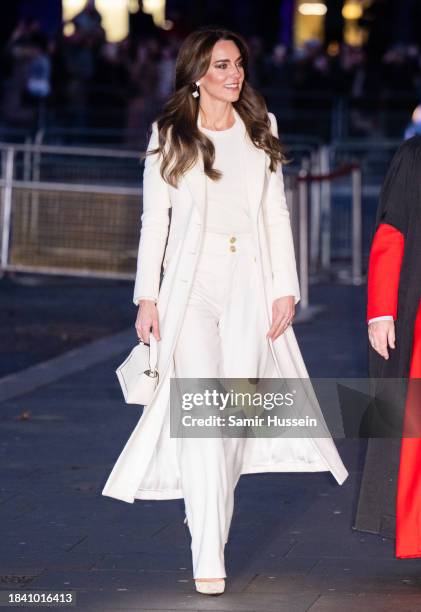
[368,222,421,558]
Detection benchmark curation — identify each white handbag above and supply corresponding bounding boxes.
[115,334,159,406]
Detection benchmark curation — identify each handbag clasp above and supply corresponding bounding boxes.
[144,369,159,379]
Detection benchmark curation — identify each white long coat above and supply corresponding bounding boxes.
[102,109,349,503]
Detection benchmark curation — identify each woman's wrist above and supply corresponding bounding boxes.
[136,296,158,305]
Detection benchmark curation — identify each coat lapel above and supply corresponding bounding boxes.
[183,107,268,222]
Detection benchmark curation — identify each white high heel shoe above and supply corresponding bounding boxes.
[195,578,225,595]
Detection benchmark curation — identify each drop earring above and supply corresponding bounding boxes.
[192,80,200,98]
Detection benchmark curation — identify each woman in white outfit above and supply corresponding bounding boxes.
[103,26,349,596]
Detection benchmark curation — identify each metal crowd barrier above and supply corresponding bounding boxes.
[0,144,142,280]
[283,159,362,318]
[321,139,402,280]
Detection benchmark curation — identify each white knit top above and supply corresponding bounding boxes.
[199,112,251,234]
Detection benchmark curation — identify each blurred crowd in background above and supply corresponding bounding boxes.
[1,0,421,145]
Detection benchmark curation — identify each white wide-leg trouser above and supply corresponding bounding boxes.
[173,229,272,579]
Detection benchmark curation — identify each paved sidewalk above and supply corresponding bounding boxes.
[0,273,134,378]
[1,284,421,611]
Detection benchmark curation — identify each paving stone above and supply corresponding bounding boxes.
[309,593,421,611]
[0,552,104,573]
[308,558,421,591]
[75,587,319,611]
[285,531,396,560]
[25,569,194,591]
[93,552,192,572]
[245,559,421,595]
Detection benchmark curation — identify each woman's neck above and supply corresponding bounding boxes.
[199,103,235,131]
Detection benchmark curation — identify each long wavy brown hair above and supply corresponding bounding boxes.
[144,26,287,188]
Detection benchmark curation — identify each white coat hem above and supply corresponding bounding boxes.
[133,460,333,501]
[103,459,343,503]
[241,462,329,475]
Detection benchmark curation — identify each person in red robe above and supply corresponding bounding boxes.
[354,135,421,557]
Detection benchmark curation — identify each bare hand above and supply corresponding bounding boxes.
[135,300,161,344]
[368,319,395,360]
[266,296,295,341]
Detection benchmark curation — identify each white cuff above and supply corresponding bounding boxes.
[368,315,394,325]
[134,295,158,306]
[272,276,300,305]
